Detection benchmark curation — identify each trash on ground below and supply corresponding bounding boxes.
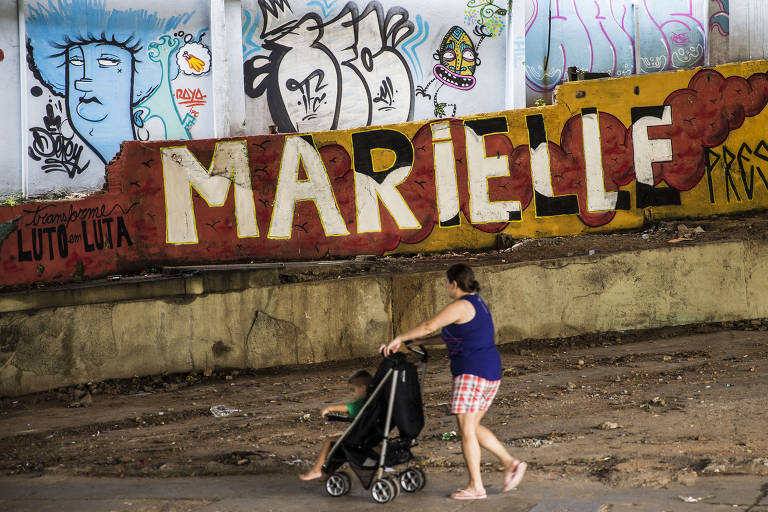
[678,495,711,503]
[210,405,242,418]
[441,431,457,440]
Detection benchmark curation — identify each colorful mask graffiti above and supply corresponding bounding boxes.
[416,24,491,117]
[435,26,480,90]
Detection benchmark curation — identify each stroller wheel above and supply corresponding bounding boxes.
[370,478,395,503]
[325,471,351,497]
[399,467,426,492]
[385,476,400,499]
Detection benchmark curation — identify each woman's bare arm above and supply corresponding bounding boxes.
[406,335,444,346]
[380,300,473,355]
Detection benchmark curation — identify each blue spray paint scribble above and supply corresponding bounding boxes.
[195,26,209,43]
[402,15,429,81]
[242,9,262,58]
[307,0,340,18]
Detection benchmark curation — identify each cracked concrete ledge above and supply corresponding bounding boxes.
[0,269,280,314]
[1,239,767,396]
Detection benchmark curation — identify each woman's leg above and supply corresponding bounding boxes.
[476,423,517,467]
[456,411,486,493]
[476,422,526,490]
[467,411,527,492]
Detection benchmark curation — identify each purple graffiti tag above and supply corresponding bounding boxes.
[670,32,690,45]
[573,0,595,71]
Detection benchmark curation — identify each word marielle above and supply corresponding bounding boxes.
[162,108,680,244]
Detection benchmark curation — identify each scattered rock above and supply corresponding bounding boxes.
[495,233,517,250]
[513,438,555,448]
[642,396,666,408]
[677,471,698,486]
[67,389,92,408]
[599,421,622,430]
[204,461,227,473]
[702,462,727,474]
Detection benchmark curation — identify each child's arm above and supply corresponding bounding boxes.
[320,403,349,417]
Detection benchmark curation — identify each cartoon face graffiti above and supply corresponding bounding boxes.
[244,1,415,133]
[433,26,479,91]
[25,0,204,172]
[65,42,135,161]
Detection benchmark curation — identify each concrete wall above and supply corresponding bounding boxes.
[0,0,21,197]
[393,241,768,342]
[2,238,767,396]
[709,0,729,65]
[730,0,768,62]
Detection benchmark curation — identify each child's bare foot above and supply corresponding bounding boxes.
[299,469,323,481]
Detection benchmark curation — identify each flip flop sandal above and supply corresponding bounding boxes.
[503,461,527,491]
[450,488,487,500]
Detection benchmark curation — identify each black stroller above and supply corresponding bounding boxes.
[322,346,428,504]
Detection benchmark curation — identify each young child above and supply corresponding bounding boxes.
[299,369,372,480]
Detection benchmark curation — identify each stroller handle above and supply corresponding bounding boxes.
[406,344,429,363]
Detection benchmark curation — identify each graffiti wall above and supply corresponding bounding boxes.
[0,0,738,200]
[23,0,215,196]
[525,0,710,104]
[0,0,21,198]
[241,0,721,132]
[1,60,768,287]
[708,0,729,65]
[241,0,509,133]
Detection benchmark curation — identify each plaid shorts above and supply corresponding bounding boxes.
[451,374,500,414]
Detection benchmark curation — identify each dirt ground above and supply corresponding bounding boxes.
[1,324,766,491]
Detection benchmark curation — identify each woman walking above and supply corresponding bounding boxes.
[379,263,526,500]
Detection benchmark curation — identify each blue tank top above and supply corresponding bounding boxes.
[441,294,502,381]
